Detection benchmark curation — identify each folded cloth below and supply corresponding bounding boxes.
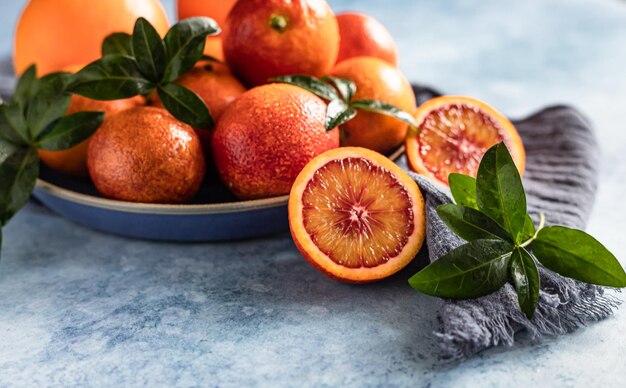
[409,85,620,361]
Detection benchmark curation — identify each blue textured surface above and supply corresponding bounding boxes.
[1,0,626,386]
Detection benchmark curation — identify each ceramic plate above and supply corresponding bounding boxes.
[33,147,406,242]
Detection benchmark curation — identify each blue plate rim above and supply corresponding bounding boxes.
[34,146,406,216]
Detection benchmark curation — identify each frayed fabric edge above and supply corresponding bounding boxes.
[435,289,622,362]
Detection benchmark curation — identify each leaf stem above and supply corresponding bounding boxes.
[519,212,545,249]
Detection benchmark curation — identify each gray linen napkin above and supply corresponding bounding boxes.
[409,86,621,360]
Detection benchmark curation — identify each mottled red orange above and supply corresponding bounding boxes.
[211,83,340,200]
[222,0,340,87]
[88,107,206,204]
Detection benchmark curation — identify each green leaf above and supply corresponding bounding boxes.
[510,247,540,319]
[521,214,536,242]
[0,104,29,145]
[0,139,12,160]
[350,99,417,127]
[26,72,73,139]
[102,32,133,57]
[532,226,626,287]
[476,143,527,244]
[436,204,512,242]
[449,173,478,209]
[36,111,104,151]
[409,239,514,299]
[0,144,39,226]
[12,64,38,108]
[270,75,340,101]
[157,83,213,129]
[325,99,356,131]
[36,71,74,93]
[132,17,167,82]
[70,55,154,100]
[322,76,356,102]
[163,17,221,82]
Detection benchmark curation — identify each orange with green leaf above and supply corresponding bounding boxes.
[38,65,145,177]
[329,56,416,154]
[151,61,247,152]
[271,58,417,155]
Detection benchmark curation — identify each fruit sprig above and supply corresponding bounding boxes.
[0,66,105,258]
[69,17,220,129]
[409,142,626,319]
[270,75,417,131]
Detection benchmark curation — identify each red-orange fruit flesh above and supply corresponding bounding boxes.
[302,157,414,269]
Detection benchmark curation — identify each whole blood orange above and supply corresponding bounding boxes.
[14,0,170,75]
[289,147,426,283]
[88,107,206,204]
[151,62,247,151]
[330,56,416,155]
[39,65,145,177]
[336,12,398,66]
[176,0,237,61]
[222,0,340,87]
[211,83,340,200]
[405,96,526,186]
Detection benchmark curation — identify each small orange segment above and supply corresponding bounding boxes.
[289,147,426,283]
[406,96,526,186]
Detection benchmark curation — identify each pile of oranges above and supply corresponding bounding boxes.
[14,0,526,282]
[15,0,424,201]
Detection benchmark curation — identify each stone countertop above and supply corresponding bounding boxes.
[1,0,626,386]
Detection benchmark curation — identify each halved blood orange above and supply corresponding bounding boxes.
[406,96,526,186]
[289,147,426,283]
